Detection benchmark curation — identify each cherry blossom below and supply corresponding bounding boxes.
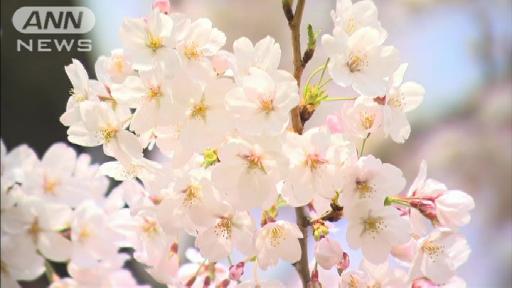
[1,234,45,286]
[3,197,72,262]
[342,155,406,210]
[346,202,410,263]
[60,59,104,126]
[378,64,425,143]
[255,220,303,269]
[226,67,298,135]
[281,128,341,206]
[233,36,281,77]
[211,137,283,209]
[95,49,135,85]
[408,161,475,229]
[67,102,142,163]
[170,73,234,152]
[409,229,470,284]
[330,0,386,38]
[196,203,256,261]
[322,26,400,96]
[120,9,180,71]
[111,65,174,134]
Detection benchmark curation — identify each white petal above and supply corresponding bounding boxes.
[38,232,72,262]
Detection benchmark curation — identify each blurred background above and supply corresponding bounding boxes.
[1,0,511,286]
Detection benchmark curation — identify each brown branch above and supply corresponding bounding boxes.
[282,0,313,287]
[290,0,306,86]
[293,206,311,288]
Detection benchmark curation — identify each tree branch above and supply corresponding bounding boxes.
[290,0,306,85]
[282,0,312,287]
[294,206,311,288]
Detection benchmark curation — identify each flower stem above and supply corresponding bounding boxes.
[323,96,357,102]
[384,196,411,207]
[318,58,330,83]
[359,133,370,158]
[44,260,57,283]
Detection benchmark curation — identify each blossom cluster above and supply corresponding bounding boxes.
[1,0,475,287]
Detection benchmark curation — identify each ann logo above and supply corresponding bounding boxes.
[13,7,95,34]
[22,10,83,30]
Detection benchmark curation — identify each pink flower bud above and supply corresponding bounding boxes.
[202,275,211,288]
[308,268,323,288]
[212,53,231,75]
[152,0,171,14]
[411,277,438,288]
[229,261,245,281]
[314,237,343,270]
[325,114,342,133]
[337,252,350,273]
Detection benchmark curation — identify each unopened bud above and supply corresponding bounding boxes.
[152,0,171,14]
[229,261,245,281]
[337,252,350,274]
[411,277,438,288]
[185,276,196,287]
[203,275,211,288]
[314,237,343,270]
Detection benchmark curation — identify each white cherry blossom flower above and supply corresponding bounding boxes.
[60,59,105,127]
[3,197,72,262]
[67,102,142,163]
[1,141,38,187]
[170,73,234,153]
[341,96,383,139]
[69,201,122,268]
[233,36,281,78]
[1,234,45,285]
[120,9,180,71]
[95,49,135,85]
[322,27,400,96]
[342,155,406,211]
[211,136,284,210]
[330,0,386,39]
[255,220,303,270]
[226,67,298,135]
[346,202,410,263]
[378,64,425,143]
[281,128,340,206]
[111,65,173,134]
[196,202,256,261]
[23,143,87,207]
[167,168,221,230]
[176,18,226,64]
[410,229,470,284]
